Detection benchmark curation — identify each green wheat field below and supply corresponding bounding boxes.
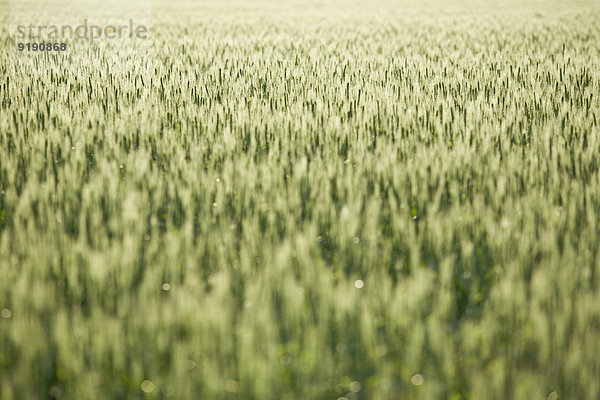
[1,0,600,399]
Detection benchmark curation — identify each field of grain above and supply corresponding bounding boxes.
[1,1,600,399]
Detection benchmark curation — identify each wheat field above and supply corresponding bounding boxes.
[1,1,600,399]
